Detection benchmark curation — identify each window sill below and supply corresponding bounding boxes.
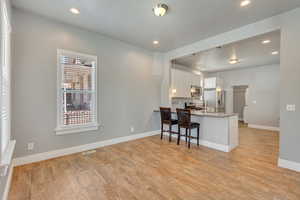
[55,123,99,135]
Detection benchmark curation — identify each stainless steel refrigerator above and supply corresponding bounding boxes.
[203,89,225,113]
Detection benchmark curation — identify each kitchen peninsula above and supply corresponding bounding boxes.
[154,109,239,152]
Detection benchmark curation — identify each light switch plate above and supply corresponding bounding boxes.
[286,104,296,112]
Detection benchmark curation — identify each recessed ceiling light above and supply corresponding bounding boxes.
[262,40,271,44]
[229,58,239,64]
[153,3,168,16]
[70,8,80,15]
[271,51,279,55]
[153,40,159,45]
[240,0,251,7]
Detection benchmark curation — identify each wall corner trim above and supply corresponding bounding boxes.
[248,124,280,132]
[2,165,14,200]
[13,130,160,166]
[278,158,300,172]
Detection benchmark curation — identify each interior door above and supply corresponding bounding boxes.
[233,86,248,121]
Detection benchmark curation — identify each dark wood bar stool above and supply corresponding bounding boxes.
[159,107,179,142]
[176,108,200,148]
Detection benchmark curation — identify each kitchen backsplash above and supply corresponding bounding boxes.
[171,98,203,109]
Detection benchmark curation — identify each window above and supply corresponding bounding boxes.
[1,0,11,157]
[55,49,98,135]
[1,0,15,173]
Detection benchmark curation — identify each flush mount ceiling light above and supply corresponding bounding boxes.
[240,0,251,7]
[153,40,159,45]
[153,3,168,16]
[271,51,279,55]
[229,58,239,64]
[70,8,80,14]
[262,40,271,44]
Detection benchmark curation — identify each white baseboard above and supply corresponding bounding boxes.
[13,130,160,166]
[278,158,300,172]
[13,129,231,166]
[2,164,14,200]
[248,124,280,132]
[162,133,230,152]
[198,139,230,152]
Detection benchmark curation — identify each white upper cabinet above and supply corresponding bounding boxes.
[191,73,201,86]
[171,68,201,98]
[204,77,223,89]
[204,77,217,89]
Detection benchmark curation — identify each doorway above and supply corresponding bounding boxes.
[233,85,248,122]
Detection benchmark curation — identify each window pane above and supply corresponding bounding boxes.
[62,92,94,125]
[63,65,93,91]
[57,50,97,133]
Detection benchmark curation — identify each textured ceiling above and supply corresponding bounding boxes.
[12,0,300,52]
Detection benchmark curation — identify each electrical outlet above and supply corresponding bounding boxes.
[27,142,34,151]
[286,104,296,112]
[130,126,135,133]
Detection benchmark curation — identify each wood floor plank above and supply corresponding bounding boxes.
[9,127,300,200]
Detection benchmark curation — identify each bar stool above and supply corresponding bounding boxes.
[176,108,200,148]
[159,107,179,142]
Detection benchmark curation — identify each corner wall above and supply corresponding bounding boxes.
[279,8,300,164]
[11,9,161,158]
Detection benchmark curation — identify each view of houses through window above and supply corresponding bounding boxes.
[63,65,93,125]
[56,49,97,133]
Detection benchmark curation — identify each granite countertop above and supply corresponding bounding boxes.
[154,109,237,118]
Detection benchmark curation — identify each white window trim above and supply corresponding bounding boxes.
[0,0,16,176]
[55,49,99,135]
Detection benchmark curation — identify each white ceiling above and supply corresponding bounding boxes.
[174,30,280,72]
[12,0,300,52]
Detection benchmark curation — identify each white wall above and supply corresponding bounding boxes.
[161,7,300,166]
[161,15,281,107]
[11,9,162,158]
[9,1,300,172]
[279,8,300,164]
[207,64,280,127]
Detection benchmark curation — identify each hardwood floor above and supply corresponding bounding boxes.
[9,127,300,200]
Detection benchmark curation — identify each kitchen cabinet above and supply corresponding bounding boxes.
[191,73,201,86]
[171,68,201,98]
[204,77,223,89]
